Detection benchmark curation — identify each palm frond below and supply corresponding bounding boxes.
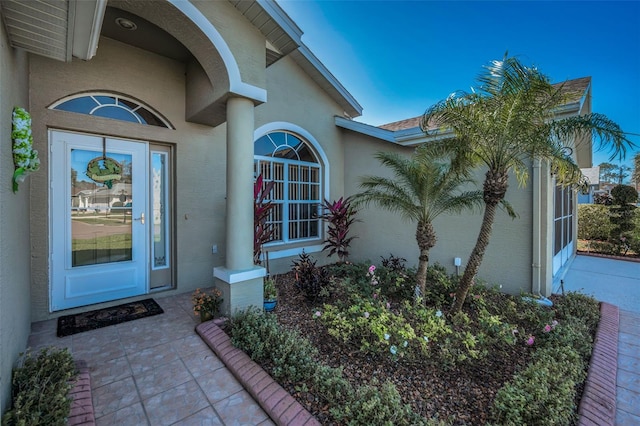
[551,113,635,161]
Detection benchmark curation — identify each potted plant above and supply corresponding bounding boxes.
[263,277,278,312]
[192,287,223,322]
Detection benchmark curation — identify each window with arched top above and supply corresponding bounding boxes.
[49,93,173,129]
[254,131,322,244]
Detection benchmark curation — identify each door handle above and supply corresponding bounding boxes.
[134,213,145,224]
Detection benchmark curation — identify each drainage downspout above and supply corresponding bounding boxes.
[532,159,542,296]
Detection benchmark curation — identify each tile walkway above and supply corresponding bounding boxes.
[28,293,274,426]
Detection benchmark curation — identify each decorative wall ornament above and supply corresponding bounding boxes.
[11,107,40,192]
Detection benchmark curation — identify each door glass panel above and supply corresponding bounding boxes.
[152,152,168,269]
[71,149,133,266]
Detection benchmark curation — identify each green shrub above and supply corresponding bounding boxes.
[578,204,613,241]
[492,345,585,426]
[423,263,457,307]
[2,347,77,426]
[333,379,432,426]
[230,308,317,382]
[539,318,593,360]
[554,291,600,334]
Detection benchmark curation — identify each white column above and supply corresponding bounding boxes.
[225,96,255,270]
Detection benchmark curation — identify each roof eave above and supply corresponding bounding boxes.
[335,117,455,146]
[0,0,106,62]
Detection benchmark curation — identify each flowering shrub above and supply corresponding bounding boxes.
[11,107,40,192]
[320,299,435,359]
[192,287,223,319]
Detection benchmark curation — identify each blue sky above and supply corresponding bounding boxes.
[279,0,640,173]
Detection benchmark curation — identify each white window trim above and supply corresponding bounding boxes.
[254,122,330,201]
[49,92,174,129]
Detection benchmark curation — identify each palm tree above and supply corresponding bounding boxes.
[353,147,481,300]
[421,54,635,313]
[632,153,640,191]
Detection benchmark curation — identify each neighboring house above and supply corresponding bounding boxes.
[578,166,601,203]
[0,0,592,413]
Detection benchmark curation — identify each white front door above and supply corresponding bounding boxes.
[50,131,149,311]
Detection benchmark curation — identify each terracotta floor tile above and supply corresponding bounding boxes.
[127,341,178,375]
[182,349,225,378]
[92,377,140,418]
[196,368,243,404]
[120,329,173,353]
[213,390,269,426]
[89,355,132,388]
[95,402,148,426]
[173,333,211,356]
[134,358,193,400]
[26,333,72,353]
[175,406,224,425]
[73,334,125,363]
[143,380,209,426]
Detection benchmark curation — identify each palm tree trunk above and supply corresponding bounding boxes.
[452,200,499,313]
[415,249,429,299]
[415,220,436,302]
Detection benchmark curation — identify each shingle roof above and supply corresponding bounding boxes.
[378,76,591,132]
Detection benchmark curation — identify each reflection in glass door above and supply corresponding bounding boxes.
[71,149,134,267]
[51,131,148,311]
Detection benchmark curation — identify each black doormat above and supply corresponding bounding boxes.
[57,298,164,337]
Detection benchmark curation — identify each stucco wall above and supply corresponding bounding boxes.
[193,0,266,90]
[0,23,31,414]
[28,37,229,320]
[343,130,535,295]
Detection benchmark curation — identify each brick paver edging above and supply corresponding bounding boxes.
[577,302,619,426]
[196,320,321,426]
[67,360,96,426]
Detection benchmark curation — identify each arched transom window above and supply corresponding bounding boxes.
[254,131,322,243]
[50,93,172,128]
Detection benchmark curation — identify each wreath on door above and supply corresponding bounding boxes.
[85,138,122,189]
[11,107,40,193]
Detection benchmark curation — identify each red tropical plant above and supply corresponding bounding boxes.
[321,196,358,263]
[254,174,276,265]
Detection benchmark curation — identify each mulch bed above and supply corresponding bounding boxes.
[265,271,538,425]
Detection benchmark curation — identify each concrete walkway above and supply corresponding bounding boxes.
[562,254,640,425]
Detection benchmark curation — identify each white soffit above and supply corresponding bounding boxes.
[71,0,107,60]
[1,0,70,61]
[0,0,105,62]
